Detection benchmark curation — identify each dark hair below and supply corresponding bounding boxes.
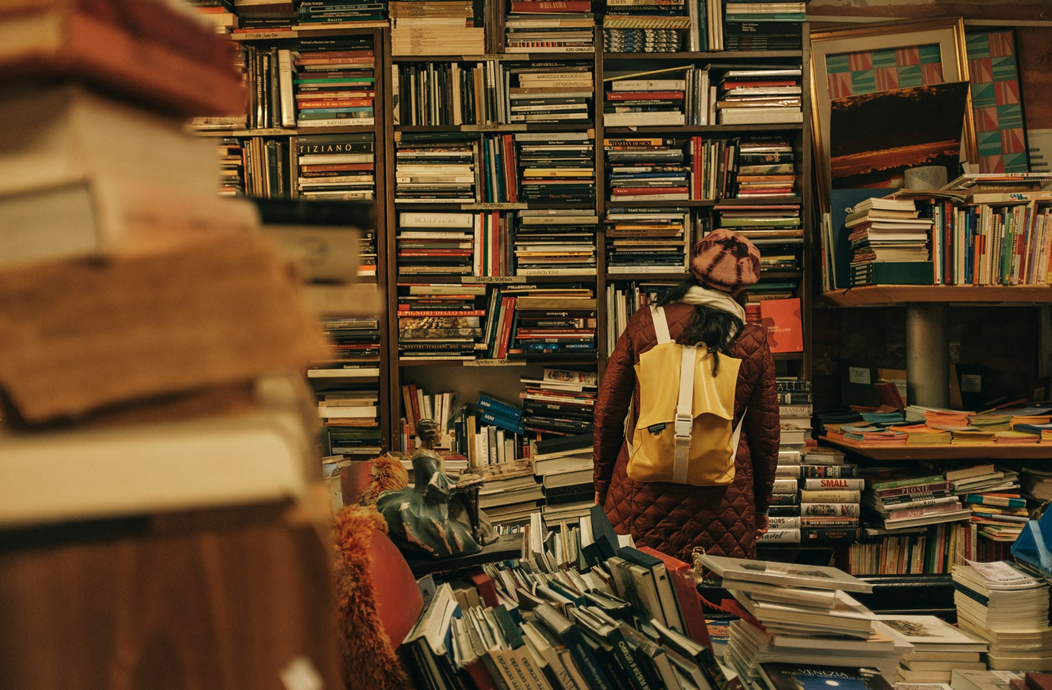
[655,279,744,376]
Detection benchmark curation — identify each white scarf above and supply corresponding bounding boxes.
[679,285,746,335]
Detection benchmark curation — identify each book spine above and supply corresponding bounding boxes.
[801,478,864,490]
[799,503,861,517]
[798,490,859,503]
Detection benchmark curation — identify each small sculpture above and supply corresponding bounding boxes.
[376,419,487,558]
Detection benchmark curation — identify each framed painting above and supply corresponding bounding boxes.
[810,18,977,212]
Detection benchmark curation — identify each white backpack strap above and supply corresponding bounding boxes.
[650,305,672,344]
[673,344,697,484]
[731,407,747,456]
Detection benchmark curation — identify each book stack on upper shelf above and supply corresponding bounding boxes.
[861,469,971,532]
[504,0,596,53]
[234,0,298,31]
[874,614,988,684]
[398,282,486,361]
[295,1,388,28]
[730,139,798,198]
[605,138,689,202]
[953,561,1052,672]
[716,69,803,126]
[723,1,805,51]
[521,369,596,439]
[190,0,240,34]
[847,197,933,287]
[312,315,383,456]
[297,132,376,200]
[397,212,475,277]
[293,36,377,127]
[395,134,476,204]
[509,287,598,358]
[515,210,599,277]
[605,208,690,275]
[604,67,712,127]
[518,133,596,204]
[389,0,486,56]
[602,0,690,53]
[699,555,905,687]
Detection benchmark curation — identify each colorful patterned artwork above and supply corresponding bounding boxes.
[966,30,1028,173]
[825,44,945,100]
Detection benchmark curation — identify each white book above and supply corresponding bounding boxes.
[277,49,297,128]
[0,407,313,527]
[610,79,687,91]
[719,109,803,125]
[605,112,685,127]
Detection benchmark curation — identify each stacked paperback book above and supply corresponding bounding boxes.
[605,208,691,274]
[397,282,487,360]
[603,0,690,53]
[875,613,989,683]
[716,69,802,125]
[504,0,596,52]
[395,134,477,204]
[847,197,933,287]
[953,560,1052,671]
[389,1,486,56]
[605,138,689,202]
[311,315,383,456]
[517,133,596,204]
[723,2,805,51]
[397,213,476,276]
[533,433,595,524]
[862,469,971,532]
[512,64,595,123]
[514,210,599,277]
[520,369,597,438]
[509,287,598,357]
[292,36,376,127]
[295,132,376,200]
[294,1,388,27]
[604,67,711,127]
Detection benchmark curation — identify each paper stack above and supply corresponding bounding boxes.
[954,561,1052,671]
[698,554,908,687]
[873,614,987,683]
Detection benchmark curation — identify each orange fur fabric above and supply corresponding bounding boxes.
[332,506,409,690]
[358,453,409,507]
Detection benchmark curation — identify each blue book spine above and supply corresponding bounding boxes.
[477,394,523,421]
[479,410,525,435]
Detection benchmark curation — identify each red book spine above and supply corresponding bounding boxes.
[468,570,500,608]
[497,297,516,359]
[510,0,591,10]
[491,214,501,279]
[397,310,487,316]
[638,546,713,650]
[611,187,689,195]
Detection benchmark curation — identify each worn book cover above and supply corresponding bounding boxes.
[760,297,803,353]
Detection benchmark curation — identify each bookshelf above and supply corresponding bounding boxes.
[819,437,1052,461]
[196,20,816,454]
[823,284,1052,307]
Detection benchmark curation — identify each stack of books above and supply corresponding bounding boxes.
[234,0,298,31]
[397,283,487,361]
[718,203,803,272]
[874,614,989,684]
[294,0,387,28]
[1020,465,1052,502]
[311,316,382,456]
[292,36,376,127]
[604,70,688,127]
[603,7,691,53]
[824,423,908,446]
[395,134,477,204]
[514,210,599,277]
[504,0,596,52]
[847,197,934,286]
[605,208,690,274]
[727,139,797,199]
[717,69,803,125]
[797,465,862,544]
[190,1,239,33]
[516,133,596,204]
[520,369,597,438]
[509,64,594,122]
[933,463,1026,543]
[861,469,971,531]
[389,1,486,56]
[396,212,475,276]
[535,433,595,523]
[699,555,905,687]
[954,561,1052,671]
[509,287,598,358]
[480,472,545,524]
[605,138,689,202]
[510,63,594,123]
[296,132,376,200]
[723,1,806,51]
[217,138,245,196]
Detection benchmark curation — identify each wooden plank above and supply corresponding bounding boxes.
[822,285,1052,307]
[821,436,1052,460]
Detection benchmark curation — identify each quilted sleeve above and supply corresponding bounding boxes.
[593,325,635,503]
[744,333,779,513]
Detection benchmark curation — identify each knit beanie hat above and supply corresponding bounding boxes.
[690,229,762,295]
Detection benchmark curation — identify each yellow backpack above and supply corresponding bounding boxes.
[625,305,743,486]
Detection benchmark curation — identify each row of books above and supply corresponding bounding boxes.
[393,61,594,126]
[846,523,1014,576]
[217,0,805,53]
[824,405,1052,447]
[395,132,595,205]
[396,283,598,361]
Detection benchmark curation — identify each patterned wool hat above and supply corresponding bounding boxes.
[690,229,762,295]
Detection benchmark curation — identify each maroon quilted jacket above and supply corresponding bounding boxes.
[593,302,779,562]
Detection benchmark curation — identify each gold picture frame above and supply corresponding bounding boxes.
[810,18,977,214]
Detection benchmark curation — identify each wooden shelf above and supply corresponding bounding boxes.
[603,50,802,60]
[820,437,1052,460]
[395,274,597,284]
[823,285,1052,307]
[398,357,596,367]
[390,52,595,62]
[606,272,689,282]
[604,124,804,134]
[395,124,592,133]
[393,201,594,211]
[193,125,375,137]
[606,197,800,208]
